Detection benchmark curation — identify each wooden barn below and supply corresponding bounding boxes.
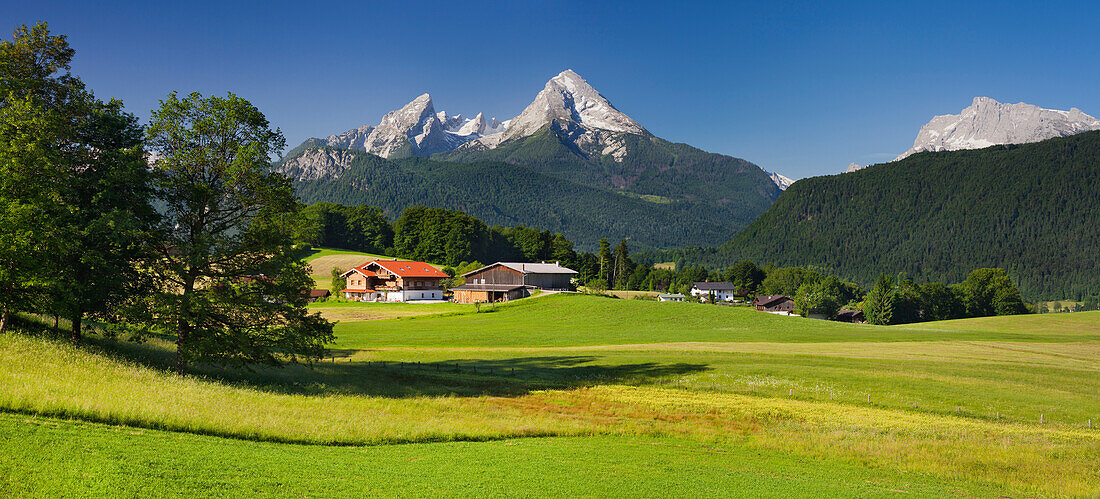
[451,262,577,304]
[753,294,795,314]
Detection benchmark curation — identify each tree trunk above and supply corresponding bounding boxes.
[0,312,8,334]
[53,314,58,330]
[175,320,189,373]
[70,312,82,342]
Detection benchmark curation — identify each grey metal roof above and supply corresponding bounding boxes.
[462,262,578,277]
[691,281,739,291]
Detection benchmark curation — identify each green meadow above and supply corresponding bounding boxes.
[2,294,1099,496]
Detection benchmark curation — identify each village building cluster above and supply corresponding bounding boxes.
[319,260,867,323]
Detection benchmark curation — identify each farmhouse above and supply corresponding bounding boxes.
[658,293,686,302]
[340,260,449,302]
[689,282,746,302]
[451,261,577,304]
[753,294,795,314]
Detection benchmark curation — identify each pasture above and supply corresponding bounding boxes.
[2,295,1099,496]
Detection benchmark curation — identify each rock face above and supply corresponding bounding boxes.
[504,69,648,138]
[273,148,360,181]
[766,171,794,190]
[895,97,1100,160]
[844,162,865,173]
[325,124,374,150]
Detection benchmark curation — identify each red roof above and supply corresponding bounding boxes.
[339,267,377,278]
[367,260,449,278]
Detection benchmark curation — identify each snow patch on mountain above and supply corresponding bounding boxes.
[844,162,866,173]
[896,97,1100,161]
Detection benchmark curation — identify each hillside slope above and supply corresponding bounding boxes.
[280,148,739,250]
[708,131,1100,299]
[436,124,779,219]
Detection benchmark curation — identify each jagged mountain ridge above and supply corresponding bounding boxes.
[311,93,507,159]
[284,69,791,188]
[895,97,1100,161]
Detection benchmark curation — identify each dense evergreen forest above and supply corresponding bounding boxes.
[642,131,1100,300]
[283,147,751,251]
[435,123,780,214]
[302,203,577,269]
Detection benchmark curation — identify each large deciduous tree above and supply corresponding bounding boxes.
[145,91,333,371]
[0,22,155,337]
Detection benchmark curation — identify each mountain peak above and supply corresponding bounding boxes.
[504,69,649,140]
[895,97,1100,161]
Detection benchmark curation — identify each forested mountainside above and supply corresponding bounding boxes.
[278,147,746,251]
[435,123,780,219]
[650,131,1100,300]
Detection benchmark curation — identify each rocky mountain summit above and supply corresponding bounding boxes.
[451,69,651,161]
[895,97,1100,161]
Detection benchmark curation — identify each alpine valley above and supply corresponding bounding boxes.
[274,70,784,250]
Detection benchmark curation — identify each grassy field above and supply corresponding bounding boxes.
[578,288,661,299]
[3,295,1099,496]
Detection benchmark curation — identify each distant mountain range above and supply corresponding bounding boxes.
[275,70,783,249]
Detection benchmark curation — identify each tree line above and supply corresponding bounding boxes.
[0,23,332,371]
[586,241,1030,325]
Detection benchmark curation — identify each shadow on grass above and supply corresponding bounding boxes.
[11,315,709,399]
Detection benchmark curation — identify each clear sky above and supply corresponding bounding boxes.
[4,0,1099,178]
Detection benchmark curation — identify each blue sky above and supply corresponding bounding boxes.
[4,0,1099,178]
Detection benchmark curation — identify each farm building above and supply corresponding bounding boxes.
[753,295,795,314]
[340,260,449,302]
[689,282,748,302]
[451,261,577,304]
[836,309,866,323]
[305,289,330,303]
[658,293,686,302]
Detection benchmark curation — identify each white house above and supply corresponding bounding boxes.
[689,282,745,302]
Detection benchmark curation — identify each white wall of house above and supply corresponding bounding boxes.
[381,290,443,302]
[689,288,737,301]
